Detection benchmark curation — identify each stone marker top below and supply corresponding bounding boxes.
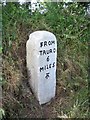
[29,30,56,41]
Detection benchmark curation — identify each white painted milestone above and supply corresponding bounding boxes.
[26,31,57,105]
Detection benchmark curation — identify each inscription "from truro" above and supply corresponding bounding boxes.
[39,48,56,55]
[40,40,55,47]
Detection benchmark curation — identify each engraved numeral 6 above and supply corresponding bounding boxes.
[47,56,50,62]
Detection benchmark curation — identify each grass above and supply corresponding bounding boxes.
[2,2,89,119]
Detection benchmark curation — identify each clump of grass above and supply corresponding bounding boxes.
[2,59,21,93]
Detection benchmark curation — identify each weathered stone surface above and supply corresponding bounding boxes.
[26,31,57,105]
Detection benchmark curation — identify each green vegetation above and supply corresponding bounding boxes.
[0,108,5,119]
[2,2,89,119]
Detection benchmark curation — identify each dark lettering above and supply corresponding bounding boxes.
[44,41,47,47]
[40,67,44,72]
[48,41,51,45]
[46,64,49,69]
[45,65,46,70]
[49,64,51,68]
[40,42,43,47]
[45,73,50,79]
[50,49,52,53]
[47,56,50,62]
[52,62,55,67]
[40,40,55,48]
[39,49,55,56]
[43,50,46,55]
[52,41,55,44]
[53,48,56,53]
[47,50,50,54]
[39,62,55,73]
[39,50,43,55]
